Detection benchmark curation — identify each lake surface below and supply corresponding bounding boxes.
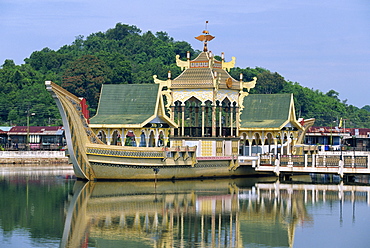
[0,167,369,248]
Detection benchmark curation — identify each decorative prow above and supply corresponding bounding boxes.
[296,118,316,144]
[45,81,101,180]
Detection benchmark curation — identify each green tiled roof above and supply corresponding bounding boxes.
[90,84,159,125]
[240,94,292,128]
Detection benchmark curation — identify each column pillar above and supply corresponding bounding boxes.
[261,131,265,153]
[171,106,175,137]
[177,105,181,136]
[201,105,205,137]
[235,106,240,136]
[219,103,222,137]
[121,128,125,146]
[274,138,278,156]
[212,104,216,137]
[248,134,253,156]
[107,128,111,145]
[230,105,234,137]
[122,129,126,146]
[181,104,185,136]
[195,106,199,137]
[154,129,159,147]
[146,130,150,147]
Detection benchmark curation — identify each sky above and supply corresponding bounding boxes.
[1,0,370,107]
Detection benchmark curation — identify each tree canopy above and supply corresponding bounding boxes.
[0,23,369,128]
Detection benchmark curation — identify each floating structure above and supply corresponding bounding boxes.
[46,27,311,180]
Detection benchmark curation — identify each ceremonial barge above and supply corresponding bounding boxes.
[46,28,311,180]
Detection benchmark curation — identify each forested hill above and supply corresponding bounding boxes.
[0,23,369,127]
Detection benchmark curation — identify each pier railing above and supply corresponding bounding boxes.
[257,153,370,177]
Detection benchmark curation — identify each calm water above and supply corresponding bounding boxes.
[0,168,370,248]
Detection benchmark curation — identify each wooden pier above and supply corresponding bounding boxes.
[255,151,370,178]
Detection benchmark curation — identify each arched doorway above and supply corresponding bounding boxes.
[148,131,155,147]
[157,131,164,147]
[139,131,147,147]
[125,131,136,147]
[97,130,107,144]
[111,130,121,146]
[252,133,262,155]
[265,133,274,154]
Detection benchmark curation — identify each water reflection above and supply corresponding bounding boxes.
[0,168,74,248]
[1,170,369,247]
[62,178,315,248]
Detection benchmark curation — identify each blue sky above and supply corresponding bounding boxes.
[1,0,370,107]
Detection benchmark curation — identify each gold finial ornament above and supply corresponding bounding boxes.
[195,21,215,52]
[226,77,233,88]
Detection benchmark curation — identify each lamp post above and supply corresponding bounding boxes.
[290,133,294,155]
[353,135,356,167]
[26,111,35,151]
[340,135,343,161]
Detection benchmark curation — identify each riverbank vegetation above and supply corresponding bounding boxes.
[1,23,369,127]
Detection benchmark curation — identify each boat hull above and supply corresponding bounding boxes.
[89,160,263,180]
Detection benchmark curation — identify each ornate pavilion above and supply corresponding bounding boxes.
[89,29,310,157]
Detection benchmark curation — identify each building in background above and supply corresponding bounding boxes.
[6,126,65,150]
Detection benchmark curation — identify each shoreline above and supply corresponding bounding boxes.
[0,165,74,177]
[0,157,68,165]
[0,150,68,165]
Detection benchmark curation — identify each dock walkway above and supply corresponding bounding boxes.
[255,151,370,178]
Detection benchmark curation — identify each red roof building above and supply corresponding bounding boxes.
[7,126,64,150]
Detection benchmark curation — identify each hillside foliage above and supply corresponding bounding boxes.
[0,23,369,128]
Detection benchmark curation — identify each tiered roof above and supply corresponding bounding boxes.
[171,51,238,89]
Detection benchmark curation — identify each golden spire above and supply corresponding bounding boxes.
[195,21,215,52]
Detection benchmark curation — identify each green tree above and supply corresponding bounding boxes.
[251,71,286,94]
[1,22,370,128]
[361,105,370,112]
[7,108,19,125]
[62,55,109,113]
[26,48,69,73]
[96,52,133,84]
[106,23,141,41]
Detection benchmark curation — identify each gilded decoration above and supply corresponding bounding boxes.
[86,148,164,158]
[216,89,238,103]
[66,96,103,145]
[201,140,213,156]
[222,56,236,72]
[153,75,171,89]
[162,90,172,109]
[241,77,257,92]
[238,92,249,111]
[172,89,213,104]
[176,55,190,70]
[171,140,183,147]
